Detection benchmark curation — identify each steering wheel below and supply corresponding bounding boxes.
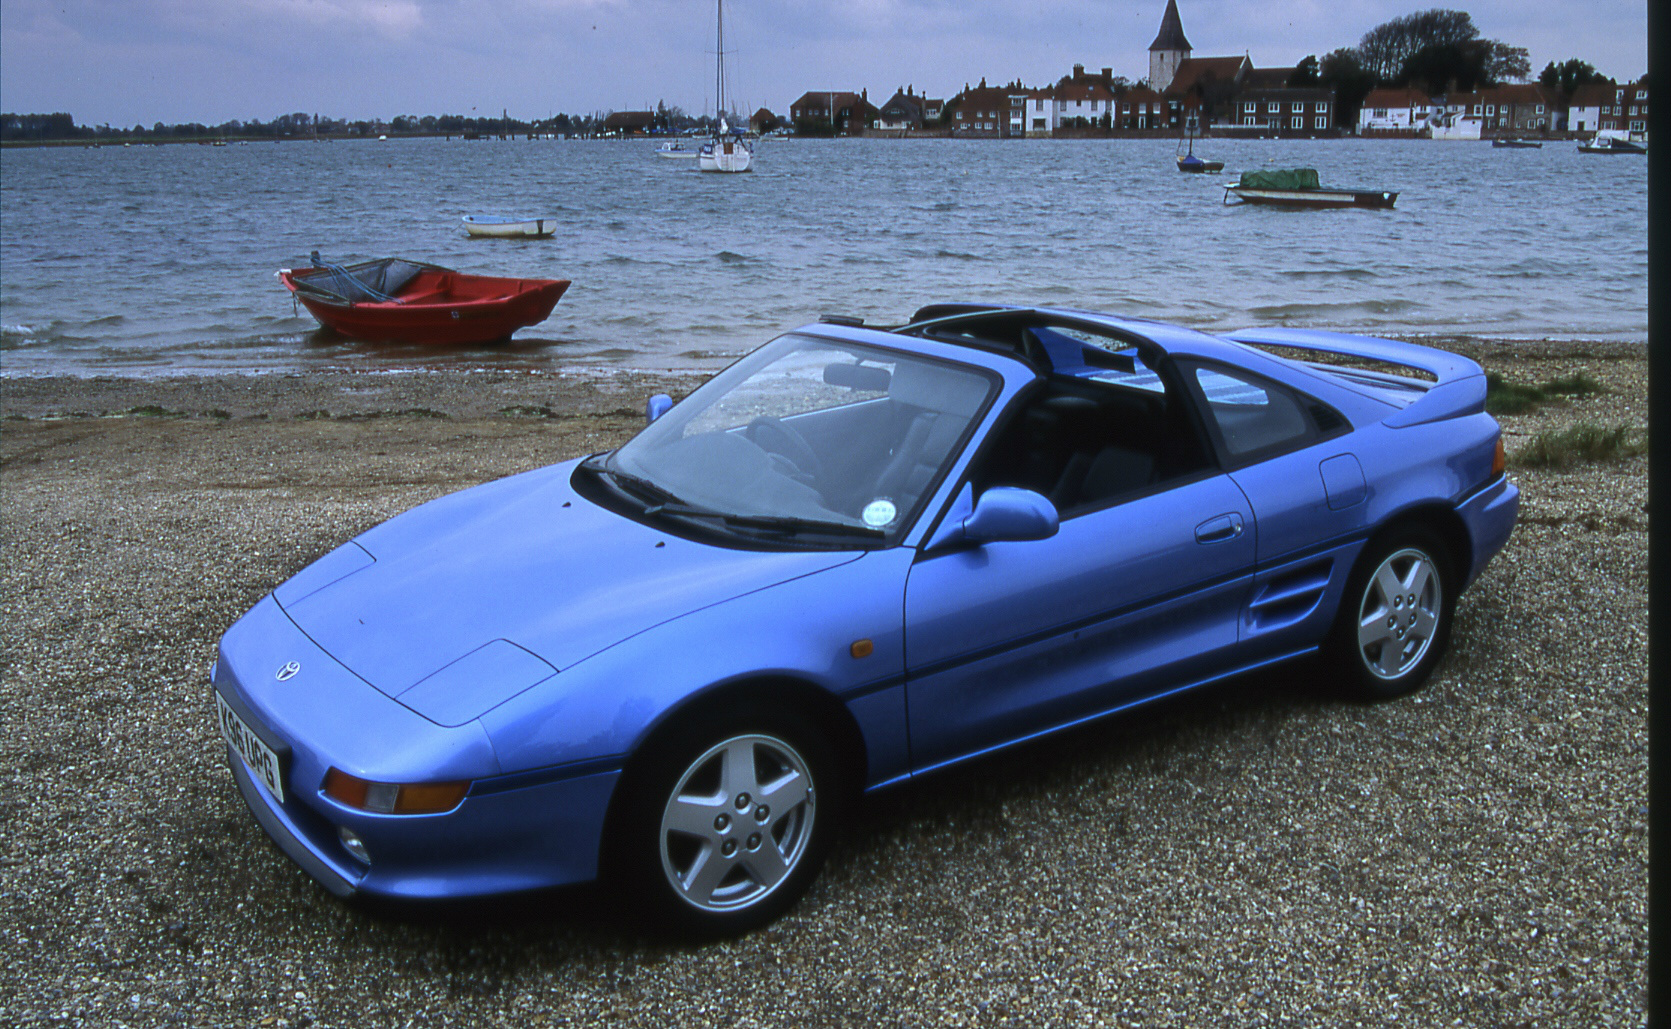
[746,416,822,484]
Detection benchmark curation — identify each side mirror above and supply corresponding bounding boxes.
[645,393,673,424]
[949,487,1058,547]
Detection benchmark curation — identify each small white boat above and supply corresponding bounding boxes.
[655,141,698,160]
[462,215,559,239]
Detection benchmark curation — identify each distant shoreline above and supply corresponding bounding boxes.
[1,129,1603,149]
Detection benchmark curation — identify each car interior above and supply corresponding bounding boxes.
[895,311,1216,518]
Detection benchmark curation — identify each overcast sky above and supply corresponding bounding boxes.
[0,0,1648,127]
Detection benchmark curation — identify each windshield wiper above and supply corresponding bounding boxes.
[644,504,885,540]
[584,456,688,508]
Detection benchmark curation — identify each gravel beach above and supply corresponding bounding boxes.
[0,340,1647,1028]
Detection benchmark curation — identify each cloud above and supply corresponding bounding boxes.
[0,0,1650,127]
[272,0,427,37]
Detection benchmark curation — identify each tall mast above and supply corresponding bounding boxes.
[715,0,726,123]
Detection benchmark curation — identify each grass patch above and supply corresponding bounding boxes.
[370,408,449,420]
[1484,374,1546,415]
[123,404,187,418]
[1512,422,1642,468]
[499,404,556,418]
[1485,370,1608,415]
[1537,371,1605,398]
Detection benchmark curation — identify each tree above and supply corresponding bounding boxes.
[1396,37,1529,92]
[1540,58,1603,95]
[1288,56,1320,87]
[1357,9,1479,82]
[1319,48,1378,128]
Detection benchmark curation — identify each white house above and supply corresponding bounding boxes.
[1566,82,1610,133]
[1357,88,1436,132]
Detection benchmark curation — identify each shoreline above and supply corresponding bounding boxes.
[0,336,1645,424]
[2,128,1615,148]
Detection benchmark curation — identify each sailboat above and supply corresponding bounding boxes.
[698,0,753,173]
[1176,118,1222,173]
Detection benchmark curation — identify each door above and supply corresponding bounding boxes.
[902,474,1256,772]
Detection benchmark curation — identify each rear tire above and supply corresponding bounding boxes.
[608,703,840,939]
[1330,526,1454,700]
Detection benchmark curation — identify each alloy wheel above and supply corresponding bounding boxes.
[1356,546,1443,681]
[657,733,816,912]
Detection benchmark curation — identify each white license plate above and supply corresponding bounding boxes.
[215,689,286,803]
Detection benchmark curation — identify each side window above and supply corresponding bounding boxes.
[971,369,1212,518]
[1186,364,1332,460]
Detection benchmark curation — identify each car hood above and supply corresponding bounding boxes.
[275,460,861,720]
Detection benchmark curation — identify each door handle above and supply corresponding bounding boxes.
[1195,512,1245,544]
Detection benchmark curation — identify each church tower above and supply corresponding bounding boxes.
[1148,0,1192,92]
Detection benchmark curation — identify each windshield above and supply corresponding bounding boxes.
[604,334,996,543]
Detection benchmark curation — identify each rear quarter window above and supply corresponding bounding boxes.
[1187,363,1342,461]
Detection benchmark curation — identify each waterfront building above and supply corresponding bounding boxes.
[1358,88,1439,133]
[876,88,936,132]
[1598,79,1650,136]
[1162,55,1251,129]
[788,90,877,134]
[1227,86,1335,135]
[1470,84,1562,133]
[602,111,655,136]
[946,81,1028,138]
[1114,86,1165,130]
[1051,65,1119,132]
[1566,82,1612,133]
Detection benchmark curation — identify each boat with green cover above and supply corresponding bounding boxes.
[1224,168,1397,209]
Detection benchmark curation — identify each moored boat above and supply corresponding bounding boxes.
[655,141,699,159]
[462,215,558,238]
[1175,122,1223,173]
[1224,168,1397,209]
[279,253,570,345]
[1491,138,1543,149]
[697,0,754,173]
[1577,134,1646,154]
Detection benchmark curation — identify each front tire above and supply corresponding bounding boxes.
[1331,527,1453,700]
[610,706,839,939]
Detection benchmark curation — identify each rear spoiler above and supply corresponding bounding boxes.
[1224,327,1486,428]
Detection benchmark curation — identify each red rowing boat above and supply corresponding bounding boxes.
[279,255,570,345]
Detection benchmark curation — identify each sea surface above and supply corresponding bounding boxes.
[0,136,1649,379]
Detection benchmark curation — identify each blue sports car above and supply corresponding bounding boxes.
[213,305,1518,936]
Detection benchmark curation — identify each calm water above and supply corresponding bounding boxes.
[0,137,1649,378]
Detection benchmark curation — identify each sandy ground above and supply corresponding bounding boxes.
[0,340,1648,1027]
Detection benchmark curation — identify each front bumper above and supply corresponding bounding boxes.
[225,741,622,900]
[217,595,622,901]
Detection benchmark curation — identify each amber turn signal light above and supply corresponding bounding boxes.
[324,768,470,814]
[1492,437,1506,477]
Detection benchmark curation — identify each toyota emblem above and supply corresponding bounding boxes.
[275,661,301,682]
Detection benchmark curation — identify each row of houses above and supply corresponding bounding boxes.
[788,0,1348,139]
[781,0,1645,142]
[603,0,1645,141]
[1360,80,1650,137]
